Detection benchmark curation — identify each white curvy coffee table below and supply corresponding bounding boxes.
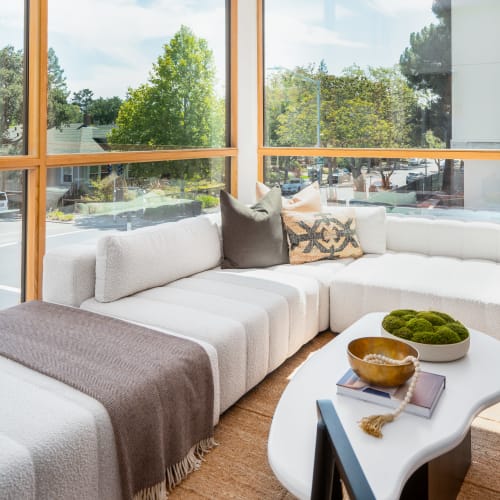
[268,313,500,500]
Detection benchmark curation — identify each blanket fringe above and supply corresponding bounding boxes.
[133,437,217,500]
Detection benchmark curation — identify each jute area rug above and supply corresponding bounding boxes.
[171,332,500,499]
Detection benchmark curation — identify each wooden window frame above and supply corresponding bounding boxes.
[0,0,238,300]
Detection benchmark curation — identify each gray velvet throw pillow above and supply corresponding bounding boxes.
[220,188,289,268]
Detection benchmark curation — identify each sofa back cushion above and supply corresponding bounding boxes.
[95,215,222,302]
[323,206,386,254]
[387,216,500,261]
[220,188,289,268]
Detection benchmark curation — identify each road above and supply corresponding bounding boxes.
[0,218,121,309]
[320,163,439,203]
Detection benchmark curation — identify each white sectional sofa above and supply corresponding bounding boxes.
[43,208,500,416]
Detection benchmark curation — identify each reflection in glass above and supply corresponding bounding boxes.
[264,0,453,150]
[45,158,225,243]
[0,2,25,155]
[48,1,227,153]
[0,170,24,309]
[262,156,500,221]
[264,1,500,205]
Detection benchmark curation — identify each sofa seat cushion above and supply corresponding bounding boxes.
[83,291,245,414]
[270,259,354,332]
[329,252,500,340]
[195,268,321,356]
[81,266,321,413]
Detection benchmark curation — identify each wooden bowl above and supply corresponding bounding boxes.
[347,336,419,387]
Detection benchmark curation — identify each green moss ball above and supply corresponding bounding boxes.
[407,317,434,333]
[402,313,417,322]
[392,327,413,340]
[434,326,462,344]
[429,310,455,323]
[389,309,417,317]
[412,330,442,344]
[416,311,446,326]
[447,322,469,341]
[382,315,406,333]
[383,309,469,345]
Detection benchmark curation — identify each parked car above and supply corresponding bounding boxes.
[327,169,350,185]
[406,172,425,184]
[0,191,8,211]
[281,179,309,196]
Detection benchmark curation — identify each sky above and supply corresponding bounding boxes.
[265,0,438,75]
[1,0,438,99]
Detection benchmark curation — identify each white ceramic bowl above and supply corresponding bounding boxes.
[381,326,470,362]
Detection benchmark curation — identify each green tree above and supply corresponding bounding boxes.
[266,63,419,188]
[72,88,94,117]
[109,25,224,183]
[0,46,23,150]
[266,64,418,150]
[399,0,452,191]
[89,96,122,125]
[47,47,81,129]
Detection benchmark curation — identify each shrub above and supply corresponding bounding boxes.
[382,309,469,345]
[47,209,74,222]
[196,194,219,209]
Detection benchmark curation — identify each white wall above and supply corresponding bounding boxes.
[237,0,258,204]
[452,0,500,208]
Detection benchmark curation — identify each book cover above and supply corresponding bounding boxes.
[336,368,446,418]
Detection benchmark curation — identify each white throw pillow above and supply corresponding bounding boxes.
[256,181,322,213]
[323,206,386,254]
[95,215,222,302]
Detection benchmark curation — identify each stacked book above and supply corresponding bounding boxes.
[336,368,446,418]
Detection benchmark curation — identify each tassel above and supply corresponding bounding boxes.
[359,413,395,438]
[358,354,420,439]
[133,437,217,500]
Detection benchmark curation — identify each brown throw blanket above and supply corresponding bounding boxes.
[0,301,215,500]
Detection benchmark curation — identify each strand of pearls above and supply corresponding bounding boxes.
[358,354,420,437]
[363,354,420,417]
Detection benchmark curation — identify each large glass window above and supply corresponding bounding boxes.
[46,158,225,243]
[48,0,227,154]
[264,155,479,219]
[264,0,455,150]
[0,169,25,309]
[263,0,500,221]
[0,2,25,155]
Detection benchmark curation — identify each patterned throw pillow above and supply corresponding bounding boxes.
[282,211,363,265]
